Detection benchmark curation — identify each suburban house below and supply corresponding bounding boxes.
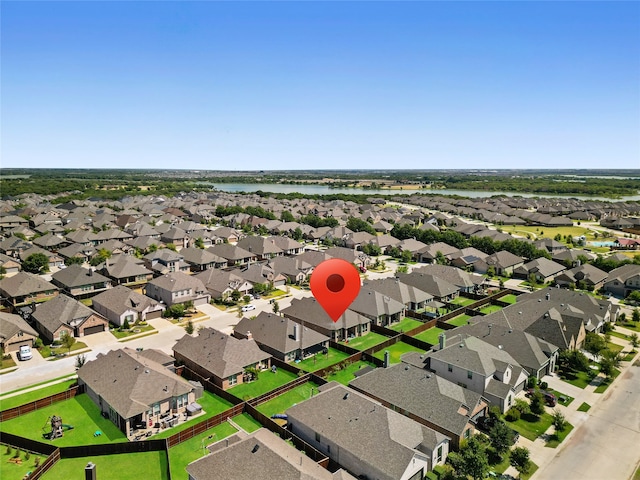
[268,256,313,285]
[31,294,109,342]
[0,252,21,277]
[231,263,287,289]
[207,244,257,268]
[363,277,434,312]
[91,285,166,326]
[237,236,283,260]
[445,322,559,379]
[186,428,357,480]
[144,249,191,275]
[233,312,329,362]
[412,265,486,294]
[173,328,271,390]
[0,272,60,310]
[397,272,459,304]
[513,257,566,283]
[98,256,154,286]
[77,348,196,437]
[348,287,406,327]
[180,247,227,272]
[50,266,113,299]
[475,251,525,276]
[282,297,372,342]
[602,264,640,298]
[554,264,608,291]
[418,242,461,264]
[324,246,371,271]
[145,271,211,307]
[287,383,450,480]
[0,311,38,353]
[195,269,253,300]
[268,236,305,256]
[349,363,488,449]
[404,334,529,413]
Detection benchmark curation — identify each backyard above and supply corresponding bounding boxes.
[295,348,350,373]
[373,342,426,364]
[0,394,127,446]
[0,379,77,411]
[324,360,376,385]
[499,294,519,304]
[341,332,387,351]
[255,382,319,418]
[387,317,423,333]
[446,314,472,327]
[228,369,298,401]
[478,304,503,315]
[413,326,446,345]
[42,450,169,480]
[449,297,476,307]
[0,446,48,480]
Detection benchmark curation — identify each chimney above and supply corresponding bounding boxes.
[293,323,300,341]
[438,332,446,350]
[488,324,492,336]
[545,292,550,301]
[246,330,253,341]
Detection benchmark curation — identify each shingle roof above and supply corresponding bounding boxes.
[91,285,161,316]
[363,277,433,305]
[32,294,104,336]
[0,272,58,297]
[77,348,193,419]
[51,265,111,288]
[282,297,371,331]
[0,311,38,343]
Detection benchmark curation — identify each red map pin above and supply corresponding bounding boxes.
[310,258,361,322]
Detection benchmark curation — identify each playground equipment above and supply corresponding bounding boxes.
[42,415,74,440]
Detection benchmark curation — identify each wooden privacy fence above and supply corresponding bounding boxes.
[165,404,244,448]
[0,384,85,422]
[248,374,312,407]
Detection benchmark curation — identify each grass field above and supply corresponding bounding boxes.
[1,356,17,370]
[0,448,48,480]
[341,332,387,351]
[446,314,472,327]
[152,391,234,439]
[594,368,621,393]
[168,422,237,480]
[325,360,377,385]
[506,412,554,441]
[559,368,596,389]
[478,304,503,314]
[0,380,77,411]
[228,369,298,401]
[110,323,156,339]
[387,317,423,332]
[42,451,169,480]
[545,422,574,448]
[606,342,624,354]
[0,394,127,446]
[548,389,574,407]
[373,342,425,364]
[503,224,595,241]
[413,327,445,345]
[255,382,319,418]
[296,348,350,372]
[231,413,262,433]
[577,402,591,412]
[450,297,476,307]
[500,294,519,304]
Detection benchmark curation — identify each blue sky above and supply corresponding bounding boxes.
[2,1,639,170]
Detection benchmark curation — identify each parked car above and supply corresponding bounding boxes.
[526,388,557,407]
[241,304,256,312]
[18,345,32,361]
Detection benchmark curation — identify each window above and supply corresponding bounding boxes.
[447,364,453,372]
[153,403,160,415]
[467,370,473,379]
[315,432,320,442]
[464,429,471,438]
[228,374,238,386]
[437,445,443,463]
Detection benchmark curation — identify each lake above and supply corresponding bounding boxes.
[211,183,640,202]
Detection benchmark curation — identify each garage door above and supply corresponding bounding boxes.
[84,324,105,335]
[146,310,163,319]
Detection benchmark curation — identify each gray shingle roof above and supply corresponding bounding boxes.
[51,265,111,288]
[0,311,38,343]
[0,272,58,297]
[91,285,161,316]
[282,297,371,331]
[32,294,105,336]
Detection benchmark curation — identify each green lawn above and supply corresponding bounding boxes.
[42,451,169,480]
[231,413,262,433]
[606,342,623,354]
[228,369,298,401]
[413,327,445,345]
[325,360,377,386]
[594,368,621,394]
[446,314,472,327]
[609,330,631,341]
[1,375,77,397]
[168,422,237,480]
[152,391,234,439]
[256,382,318,418]
[577,402,591,412]
[558,367,597,389]
[296,348,350,372]
[545,422,574,448]
[548,389,574,407]
[373,342,426,364]
[1,356,17,370]
[0,380,77,411]
[341,332,387,351]
[623,351,637,362]
[0,448,48,480]
[387,317,423,332]
[619,322,640,333]
[450,297,476,307]
[0,394,127,446]
[506,412,554,441]
[110,323,156,339]
[500,294,519,304]
[478,304,503,314]
[46,341,88,359]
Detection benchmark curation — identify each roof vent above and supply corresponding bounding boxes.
[251,445,260,454]
[498,345,503,349]
[145,369,149,374]
[343,393,350,400]
[405,365,409,370]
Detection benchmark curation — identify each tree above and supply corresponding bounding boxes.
[230,290,241,302]
[488,420,513,458]
[185,319,194,335]
[281,210,295,222]
[346,217,376,235]
[451,436,489,480]
[65,256,85,266]
[166,243,177,252]
[0,265,6,279]
[584,332,607,360]
[22,253,50,273]
[529,390,545,416]
[600,349,622,379]
[632,308,640,324]
[510,446,531,478]
[626,291,640,305]
[401,249,413,263]
[435,251,448,265]
[272,300,280,315]
[243,294,251,304]
[60,331,76,354]
[552,409,567,432]
[194,237,205,249]
[630,333,639,349]
[90,248,112,267]
[75,354,86,370]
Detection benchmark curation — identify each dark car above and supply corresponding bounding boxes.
[526,388,557,407]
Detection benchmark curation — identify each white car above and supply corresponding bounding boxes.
[241,304,256,312]
[18,345,33,361]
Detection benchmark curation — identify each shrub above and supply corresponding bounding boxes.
[527,376,537,389]
[539,381,548,390]
[505,407,521,422]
